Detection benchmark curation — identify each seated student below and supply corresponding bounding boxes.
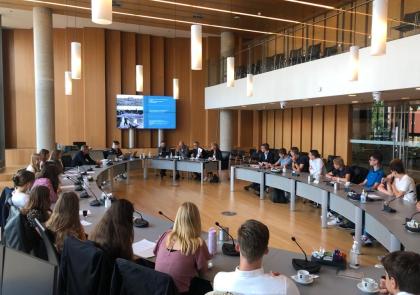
[308,149,325,178]
[72,145,99,167]
[270,148,292,170]
[39,149,50,168]
[290,147,309,173]
[158,140,170,178]
[176,141,189,159]
[46,192,86,253]
[207,143,222,183]
[359,151,384,190]
[90,199,134,261]
[49,149,64,173]
[33,161,61,203]
[154,202,211,294]
[378,159,417,204]
[110,140,123,157]
[27,153,41,174]
[213,219,299,295]
[244,143,275,196]
[326,156,351,182]
[379,251,420,295]
[11,169,35,209]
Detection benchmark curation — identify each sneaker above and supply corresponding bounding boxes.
[326,212,335,220]
[327,217,343,226]
[244,185,251,191]
[360,235,373,247]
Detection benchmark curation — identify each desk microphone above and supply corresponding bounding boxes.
[405,211,420,224]
[81,182,103,207]
[158,211,174,223]
[134,210,149,228]
[65,176,84,191]
[215,222,239,257]
[383,197,397,213]
[291,236,321,273]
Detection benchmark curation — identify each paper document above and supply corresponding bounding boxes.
[81,220,92,226]
[368,194,383,200]
[61,185,75,190]
[132,239,157,258]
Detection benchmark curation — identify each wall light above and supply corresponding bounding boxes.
[348,45,359,81]
[136,65,143,93]
[64,71,72,95]
[173,78,179,99]
[246,74,253,96]
[71,42,81,79]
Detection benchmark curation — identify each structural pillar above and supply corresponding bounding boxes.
[128,128,135,149]
[157,129,164,147]
[219,32,235,152]
[33,7,55,151]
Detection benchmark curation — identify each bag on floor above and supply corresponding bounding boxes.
[271,189,289,203]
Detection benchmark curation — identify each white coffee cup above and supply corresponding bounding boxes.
[361,278,377,291]
[297,270,311,282]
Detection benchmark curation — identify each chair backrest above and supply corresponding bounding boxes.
[0,187,14,231]
[350,165,369,184]
[33,218,59,266]
[110,258,178,295]
[59,236,114,295]
[220,151,231,170]
[61,154,73,168]
[416,183,420,202]
[325,45,338,57]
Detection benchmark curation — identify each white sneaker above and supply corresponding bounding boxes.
[327,217,342,226]
[360,235,373,247]
[327,212,335,219]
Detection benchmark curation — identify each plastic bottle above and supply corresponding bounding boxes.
[208,227,217,255]
[360,189,367,204]
[104,196,111,208]
[349,241,360,268]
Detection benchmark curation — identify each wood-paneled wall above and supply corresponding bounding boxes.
[260,105,352,164]
[3,28,226,150]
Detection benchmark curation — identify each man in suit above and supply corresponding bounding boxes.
[244,143,276,197]
[72,145,99,167]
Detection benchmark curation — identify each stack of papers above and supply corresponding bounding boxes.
[132,239,157,258]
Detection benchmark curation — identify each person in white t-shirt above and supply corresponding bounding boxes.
[308,150,325,178]
[11,169,35,208]
[378,251,420,295]
[213,219,300,295]
[378,159,417,204]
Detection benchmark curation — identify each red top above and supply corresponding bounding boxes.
[153,230,211,293]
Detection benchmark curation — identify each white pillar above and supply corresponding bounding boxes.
[220,110,233,151]
[219,32,235,152]
[33,7,55,151]
[128,128,135,149]
[157,129,164,147]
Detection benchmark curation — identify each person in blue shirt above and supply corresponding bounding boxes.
[270,148,292,170]
[359,151,384,190]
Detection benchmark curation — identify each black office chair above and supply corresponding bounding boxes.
[306,43,321,61]
[349,165,369,184]
[34,218,59,266]
[61,154,73,169]
[0,187,13,233]
[416,183,420,202]
[324,45,338,57]
[110,258,178,295]
[220,151,231,170]
[274,53,285,69]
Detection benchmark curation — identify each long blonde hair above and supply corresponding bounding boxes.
[166,202,203,255]
[46,192,86,252]
[29,153,41,172]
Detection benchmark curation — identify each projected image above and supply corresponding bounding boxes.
[116,95,144,129]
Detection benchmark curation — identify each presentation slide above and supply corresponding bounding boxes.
[116,95,176,129]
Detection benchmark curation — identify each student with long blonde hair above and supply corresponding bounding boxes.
[26,153,41,174]
[154,202,211,294]
[46,192,86,252]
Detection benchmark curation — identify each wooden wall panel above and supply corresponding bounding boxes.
[335,105,351,164]
[232,110,239,148]
[105,30,122,146]
[83,28,106,148]
[274,110,283,148]
[282,109,292,149]
[266,110,275,147]
[240,110,253,148]
[261,111,267,143]
[252,111,261,147]
[301,107,312,152]
[323,105,336,157]
[312,106,323,152]
[291,108,302,149]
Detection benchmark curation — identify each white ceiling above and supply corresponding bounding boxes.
[0,6,198,37]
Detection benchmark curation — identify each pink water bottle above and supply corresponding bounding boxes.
[208,227,217,255]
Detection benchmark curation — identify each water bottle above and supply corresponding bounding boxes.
[148,152,151,158]
[360,189,367,204]
[349,241,360,268]
[208,228,217,255]
[282,166,287,173]
[104,196,111,208]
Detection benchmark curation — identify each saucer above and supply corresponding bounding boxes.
[357,282,379,293]
[291,275,314,285]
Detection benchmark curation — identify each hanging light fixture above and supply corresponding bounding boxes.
[246,74,254,96]
[91,0,112,25]
[348,45,359,81]
[227,56,235,87]
[136,65,143,93]
[371,0,388,56]
[173,78,179,99]
[71,42,81,79]
[191,24,202,70]
[65,71,72,95]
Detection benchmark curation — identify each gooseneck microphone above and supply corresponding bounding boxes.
[291,236,321,273]
[405,211,420,224]
[383,197,397,213]
[158,211,174,223]
[66,176,84,192]
[215,222,240,257]
[134,210,149,228]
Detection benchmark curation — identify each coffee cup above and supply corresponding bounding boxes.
[297,270,311,282]
[361,278,377,291]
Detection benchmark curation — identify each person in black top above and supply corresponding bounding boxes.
[290,147,309,173]
[244,143,276,196]
[72,145,98,167]
[326,157,351,182]
[207,143,222,183]
[110,140,123,157]
[158,141,169,177]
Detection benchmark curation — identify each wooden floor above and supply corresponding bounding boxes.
[112,170,387,266]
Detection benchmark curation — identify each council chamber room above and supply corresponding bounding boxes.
[0,0,420,294]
